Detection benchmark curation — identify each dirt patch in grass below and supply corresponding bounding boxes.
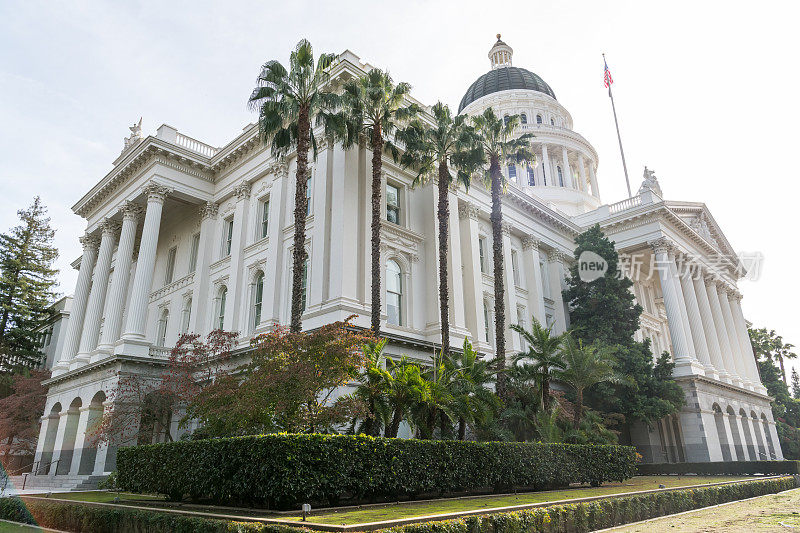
[606,487,800,532]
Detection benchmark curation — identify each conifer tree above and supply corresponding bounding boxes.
[0,197,59,369]
[792,368,800,400]
[564,224,684,429]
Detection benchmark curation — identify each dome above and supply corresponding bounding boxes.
[458,66,557,112]
[458,35,556,113]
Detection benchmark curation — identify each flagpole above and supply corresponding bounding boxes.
[603,53,632,198]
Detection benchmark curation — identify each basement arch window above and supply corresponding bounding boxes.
[386,259,403,326]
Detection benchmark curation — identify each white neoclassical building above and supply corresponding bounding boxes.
[32,37,781,487]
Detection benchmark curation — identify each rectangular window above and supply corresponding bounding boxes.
[511,250,520,287]
[188,233,200,273]
[478,237,487,274]
[260,198,270,239]
[300,260,309,312]
[165,246,177,285]
[386,184,400,224]
[223,218,234,257]
[483,301,490,343]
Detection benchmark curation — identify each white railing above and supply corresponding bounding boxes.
[149,273,195,302]
[175,132,219,157]
[608,195,642,214]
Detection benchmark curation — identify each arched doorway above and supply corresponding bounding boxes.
[751,411,767,460]
[739,408,756,460]
[56,398,82,475]
[712,404,732,461]
[727,406,745,460]
[762,414,776,459]
[38,403,61,474]
[78,391,106,474]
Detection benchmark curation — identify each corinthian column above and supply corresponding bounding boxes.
[522,236,546,324]
[650,239,692,366]
[705,276,743,386]
[188,202,219,334]
[718,284,753,390]
[119,183,170,352]
[53,234,98,373]
[729,292,767,394]
[541,144,550,186]
[547,250,567,334]
[97,202,142,354]
[677,257,715,376]
[561,146,573,188]
[75,220,119,365]
[692,273,729,382]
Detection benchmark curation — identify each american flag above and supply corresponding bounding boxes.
[603,57,614,88]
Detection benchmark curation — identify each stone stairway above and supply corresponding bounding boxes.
[1,474,107,494]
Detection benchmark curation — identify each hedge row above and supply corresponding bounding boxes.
[1,477,795,533]
[637,460,800,476]
[117,434,638,508]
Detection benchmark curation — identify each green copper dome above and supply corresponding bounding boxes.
[458,66,557,113]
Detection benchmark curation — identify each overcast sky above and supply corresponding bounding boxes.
[1,0,798,376]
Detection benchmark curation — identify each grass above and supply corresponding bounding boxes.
[24,491,163,504]
[0,520,52,532]
[284,476,752,525]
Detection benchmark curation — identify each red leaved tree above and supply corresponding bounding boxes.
[0,370,48,466]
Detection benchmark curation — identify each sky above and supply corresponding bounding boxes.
[1,0,798,377]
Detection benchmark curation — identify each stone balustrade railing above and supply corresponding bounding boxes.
[175,132,219,157]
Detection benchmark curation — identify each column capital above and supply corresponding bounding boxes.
[731,290,743,302]
[119,201,144,223]
[648,237,673,255]
[316,136,330,151]
[270,158,290,179]
[142,182,172,203]
[522,236,540,251]
[100,219,121,237]
[703,274,719,287]
[547,249,566,263]
[458,202,480,220]
[200,201,220,220]
[234,182,252,200]
[79,233,100,251]
[501,221,513,237]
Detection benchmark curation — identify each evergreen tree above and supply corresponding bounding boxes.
[792,368,800,400]
[564,224,684,429]
[0,197,59,369]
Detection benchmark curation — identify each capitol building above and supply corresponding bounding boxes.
[33,37,782,486]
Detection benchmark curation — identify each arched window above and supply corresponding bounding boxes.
[503,115,510,126]
[216,286,227,330]
[550,118,555,126]
[253,272,264,330]
[520,113,527,124]
[536,114,542,124]
[557,166,564,187]
[508,164,517,180]
[386,259,402,326]
[157,309,169,346]
[181,298,192,334]
[527,165,535,186]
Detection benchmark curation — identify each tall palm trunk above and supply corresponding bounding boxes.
[290,105,311,333]
[489,155,507,398]
[437,161,451,358]
[387,408,402,438]
[573,389,583,429]
[778,355,787,384]
[370,124,384,336]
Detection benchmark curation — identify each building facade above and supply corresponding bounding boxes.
[34,37,781,482]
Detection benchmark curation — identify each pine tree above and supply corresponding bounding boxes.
[0,197,59,369]
[564,224,684,429]
[791,368,800,399]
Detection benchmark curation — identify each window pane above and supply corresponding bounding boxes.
[386,260,401,293]
[386,185,399,207]
[387,294,401,326]
[261,200,269,238]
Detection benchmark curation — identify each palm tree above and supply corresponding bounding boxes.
[331,69,419,335]
[384,356,428,438]
[351,339,391,436]
[397,103,482,357]
[471,108,535,397]
[556,336,622,429]
[248,40,338,333]
[412,351,457,439]
[511,320,566,410]
[446,338,499,440]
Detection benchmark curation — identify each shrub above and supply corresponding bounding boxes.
[1,477,794,533]
[637,460,800,476]
[117,433,638,508]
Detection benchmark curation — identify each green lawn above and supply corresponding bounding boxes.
[0,520,54,533]
[285,476,752,526]
[25,491,163,504]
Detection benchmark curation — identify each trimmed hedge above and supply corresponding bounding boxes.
[637,460,800,476]
[117,434,638,508]
[1,477,795,533]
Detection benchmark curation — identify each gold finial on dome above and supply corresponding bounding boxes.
[489,34,513,69]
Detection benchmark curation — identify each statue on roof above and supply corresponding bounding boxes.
[122,117,143,152]
[638,166,662,197]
